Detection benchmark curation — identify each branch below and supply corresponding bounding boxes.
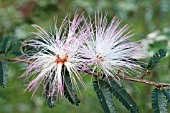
[119,76,170,88]
[1,57,170,88]
[0,58,31,64]
[80,68,170,88]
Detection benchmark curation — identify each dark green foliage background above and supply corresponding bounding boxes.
[0,0,170,113]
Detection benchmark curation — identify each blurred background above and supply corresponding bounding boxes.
[0,0,170,113]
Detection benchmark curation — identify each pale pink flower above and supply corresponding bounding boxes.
[21,14,89,98]
[79,14,146,78]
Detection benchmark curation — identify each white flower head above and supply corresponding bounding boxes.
[21,13,90,98]
[79,14,146,78]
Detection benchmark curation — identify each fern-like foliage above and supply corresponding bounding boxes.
[0,35,22,56]
[105,78,138,113]
[152,88,168,113]
[93,79,116,113]
[64,75,80,106]
[63,67,80,106]
[0,36,13,55]
[147,49,167,70]
[162,88,170,103]
[0,60,8,87]
[44,77,57,108]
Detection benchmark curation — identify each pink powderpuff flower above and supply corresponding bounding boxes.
[21,13,90,98]
[79,14,146,79]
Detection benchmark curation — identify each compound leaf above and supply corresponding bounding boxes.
[1,36,13,55]
[0,60,8,87]
[162,88,170,103]
[44,77,57,108]
[105,79,138,113]
[152,88,168,113]
[93,79,116,113]
[63,67,80,106]
[147,49,167,70]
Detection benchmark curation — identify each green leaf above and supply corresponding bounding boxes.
[0,60,8,87]
[162,88,170,103]
[93,79,116,113]
[152,88,168,113]
[63,68,80,106]
[105,78,138,113]
[147,49,167,70]
[44,76,57,108]
[46,95,57,109]
[0,35,21,56]
[11,51,22,56]
[1,36,13,55]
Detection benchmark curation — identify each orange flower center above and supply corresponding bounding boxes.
[96,54,104,62]
[56,54,68,64]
